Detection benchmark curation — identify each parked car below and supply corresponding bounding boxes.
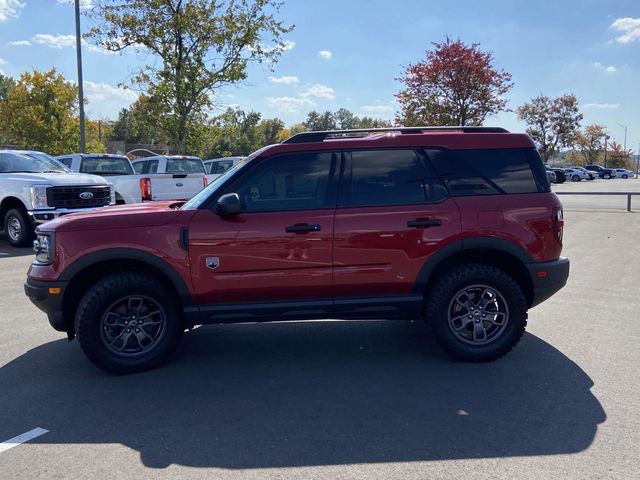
[585,164,616,179]
[1,150,113,247]
[546,170,557,183]
[204,156,244,180]
[614,169,634,179]
[130,155,208,201]
[56,153,142,204]
[25,127,569,373]
[568,166,596,181]
[545,164,565,183]
[563,167,590,182]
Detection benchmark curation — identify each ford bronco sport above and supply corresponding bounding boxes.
[25,127,569,374]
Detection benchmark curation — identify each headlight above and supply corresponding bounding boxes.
[108,183,116,205]
[33,232,55,265]
[30,185,53,210]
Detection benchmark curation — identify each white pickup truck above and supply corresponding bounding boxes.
[130,155,208,201]
[1,150,114,247]
[55,153,142,204]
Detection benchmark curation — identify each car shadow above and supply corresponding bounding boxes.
[0,236,33,257]
[0,320,605,469]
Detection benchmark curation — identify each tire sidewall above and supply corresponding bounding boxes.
[427,265,527,361]
[4,208,33,247]
[76,273,183,374]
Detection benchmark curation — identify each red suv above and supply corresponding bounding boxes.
[25,127,569,374]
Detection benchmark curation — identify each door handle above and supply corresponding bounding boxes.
[285,223,321,233]
[407,218,443,228]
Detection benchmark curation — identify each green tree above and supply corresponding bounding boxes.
[303,110,337,131]
[396,36,513,126]
[574,124,606,165]
[517,94,583,161]
[0,68,82,154]
[87,0,292,152]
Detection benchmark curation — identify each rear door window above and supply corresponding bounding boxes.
[338,149,448,207]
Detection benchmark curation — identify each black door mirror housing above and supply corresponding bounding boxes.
[216,193,242,216]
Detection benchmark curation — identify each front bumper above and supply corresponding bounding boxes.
[526,257,570,308]
[24,277,68,333]
[28,206,110,224]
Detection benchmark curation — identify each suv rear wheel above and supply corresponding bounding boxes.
[76,272,183,374]
[426,264,527,361]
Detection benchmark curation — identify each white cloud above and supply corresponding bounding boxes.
[266,96,315,114]
[301,83,335,100]
[593,62,617,73]
[83,82,139,118]
[9,39,30,46]
[583,103,620,110]
[611,17,640,44]
[361,105,394,118]
[318,50,333,59]
[269,75,299,84]
[30,33,114,54]
[252,40,295,54]
[84,81,138,103]
[0,57,6,66]
[57,0,93,7]
[280,40,296,52]
[0,0,25,22]
[33,33,76,49]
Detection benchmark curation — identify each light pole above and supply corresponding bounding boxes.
[618,123,628,160]
[637,143,640,179]
[603,133,609,168]
[75,0,86,153]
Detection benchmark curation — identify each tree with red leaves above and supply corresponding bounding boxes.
[396,37,513,126]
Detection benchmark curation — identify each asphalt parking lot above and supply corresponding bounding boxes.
[1,181,639,480]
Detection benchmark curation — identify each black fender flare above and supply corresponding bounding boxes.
[59,248,193,306]
[413,237,534,294]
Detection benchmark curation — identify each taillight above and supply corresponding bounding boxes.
[552,207,564,243]
[203,176,208,187]
[139,177,152,201]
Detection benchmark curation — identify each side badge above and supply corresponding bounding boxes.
[205,257,220,270]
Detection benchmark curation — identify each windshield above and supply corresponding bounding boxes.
[166,158,205,174]
[0,151,68,173]
[80,156,134,175]
[181,148,269,210]
[24,152,70,172]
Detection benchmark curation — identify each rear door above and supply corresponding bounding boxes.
[188,150,339,322]
[333,148,461,316]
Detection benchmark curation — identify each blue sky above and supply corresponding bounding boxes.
[0,0,639,150]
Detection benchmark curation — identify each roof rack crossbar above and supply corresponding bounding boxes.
[282,126,509,144]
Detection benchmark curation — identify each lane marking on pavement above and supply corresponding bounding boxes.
[0,428,49,454]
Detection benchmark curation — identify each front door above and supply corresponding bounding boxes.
[188,150,339,322]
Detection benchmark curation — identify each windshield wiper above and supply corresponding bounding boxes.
[1,170,41,173]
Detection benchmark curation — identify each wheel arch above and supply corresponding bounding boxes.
[59,249,195,336]
[415,238,535,308]
[1,196,27,222]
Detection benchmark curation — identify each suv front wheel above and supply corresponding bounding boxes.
[76,272,183,374]
[426,264,527,362]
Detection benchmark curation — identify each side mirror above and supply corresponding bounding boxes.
[216,192,242,217]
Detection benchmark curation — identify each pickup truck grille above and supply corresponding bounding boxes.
[46,185,111,208]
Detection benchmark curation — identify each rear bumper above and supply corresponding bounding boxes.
[24,277,68,332]
[527,257,570,308]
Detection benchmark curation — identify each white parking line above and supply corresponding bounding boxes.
[0,428,49,454]
[0,252,9,256]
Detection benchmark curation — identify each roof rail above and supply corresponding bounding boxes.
[282,126,509,144]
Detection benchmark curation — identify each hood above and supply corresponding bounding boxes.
[2,172,109,185]
[40,201,192,232]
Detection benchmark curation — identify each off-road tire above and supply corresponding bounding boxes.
[425,263,527,362]
[76,272,183,374]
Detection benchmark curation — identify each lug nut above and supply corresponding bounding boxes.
[126,328,131,332]
[135,328,140,332]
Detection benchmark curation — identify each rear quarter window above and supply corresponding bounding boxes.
[428,148,549,196]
